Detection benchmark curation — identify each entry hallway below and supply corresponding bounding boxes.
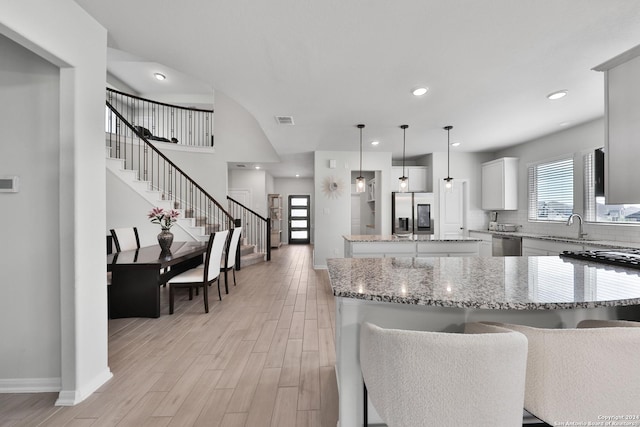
[0,244,339,426]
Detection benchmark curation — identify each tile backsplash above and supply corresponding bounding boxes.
[491,210,640,243]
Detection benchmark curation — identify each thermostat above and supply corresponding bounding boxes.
[0,176,19,193]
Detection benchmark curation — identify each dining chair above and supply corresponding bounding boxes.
[110,227,140,252]
[471,321,640,425]
[167,229,229,314]
[360,322,528,427]
[221,226,242,294]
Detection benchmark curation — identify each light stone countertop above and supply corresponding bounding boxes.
[469,229,640,250]
[343,234,481,243]
[327,256,640,310]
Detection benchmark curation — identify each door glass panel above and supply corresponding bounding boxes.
[291,231,308,239]
[291,208,308,217]
[291,220,307,228]
[291,198,308,206]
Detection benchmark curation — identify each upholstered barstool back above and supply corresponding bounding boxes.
[473,321,640,424]
[110,227,140,252]
[359,322,528,427]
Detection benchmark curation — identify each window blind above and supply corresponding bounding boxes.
[584,152,596,221]
[528,158,573,221]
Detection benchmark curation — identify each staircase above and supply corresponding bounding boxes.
[105,143,266,267]
[105,89,268,268]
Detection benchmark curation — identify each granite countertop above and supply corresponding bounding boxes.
[469,229,640,250]
[327,256,640,310]
[343,234,481,243]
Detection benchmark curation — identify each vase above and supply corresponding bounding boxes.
[157,229,174,255]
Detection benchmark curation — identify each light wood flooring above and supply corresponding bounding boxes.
[0,244,339,427]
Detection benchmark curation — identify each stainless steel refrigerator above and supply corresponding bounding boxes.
[392,192,435,235]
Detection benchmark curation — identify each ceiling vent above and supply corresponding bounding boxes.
[236,164,246,168]
[275,115,295,125]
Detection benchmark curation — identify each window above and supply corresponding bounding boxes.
[528,158,574,221]
[584,151,640,223]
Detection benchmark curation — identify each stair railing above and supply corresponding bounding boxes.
[106,88,214,147]
[106,100,235,236]
[227,196,271,262]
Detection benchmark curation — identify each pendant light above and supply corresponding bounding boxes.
[355,124,366,193]
[443,125,454,191]
[399,124,409,192]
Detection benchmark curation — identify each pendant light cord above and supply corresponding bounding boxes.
[444,125,453,180]
[357,124,365,177]
[401,124,408,177]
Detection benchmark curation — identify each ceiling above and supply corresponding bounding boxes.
[76,0,640,178]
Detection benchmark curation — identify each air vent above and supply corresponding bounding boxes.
[275,116,295,125]
[236,164,247,168]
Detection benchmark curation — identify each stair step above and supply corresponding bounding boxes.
[241,252,265,267]
[240,244,255,256]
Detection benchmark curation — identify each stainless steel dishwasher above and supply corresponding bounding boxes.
[492,235,522,256]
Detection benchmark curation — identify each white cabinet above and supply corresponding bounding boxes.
[469,231,493,257]
[593,46,640,204]
[345,240,479,258]
[481,157,518,210]
[392,166,430,192]
[521,238,584,256]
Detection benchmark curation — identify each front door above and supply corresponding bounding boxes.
[288,195,310,244]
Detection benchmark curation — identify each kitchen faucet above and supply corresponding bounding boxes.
[566,213,588,239]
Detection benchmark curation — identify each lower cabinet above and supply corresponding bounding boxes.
[346,241,480,258]
[521,238,585,256]
[468,232,493,257]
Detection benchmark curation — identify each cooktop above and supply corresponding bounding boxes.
[560,248,640,270]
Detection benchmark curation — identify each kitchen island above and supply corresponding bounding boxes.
[343,234,481,257]
[327,255,640,426]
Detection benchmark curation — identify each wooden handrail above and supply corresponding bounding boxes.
[107,88,214,113]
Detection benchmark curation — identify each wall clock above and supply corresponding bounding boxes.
[321,175,344,199]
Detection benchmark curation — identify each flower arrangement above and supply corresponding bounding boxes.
[148,207,180,230]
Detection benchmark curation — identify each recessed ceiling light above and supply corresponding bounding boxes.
[412,87,428,96]
[295,174,300,178]
[450,142,461,147]
[371,140,380,146]
[255,166,261,170]
[547,90,568,100]
[154,72,166,81]
[559,121,571,127]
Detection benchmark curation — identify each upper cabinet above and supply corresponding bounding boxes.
[391,166,431,192]
[593,45,640,204]
[481,157,518,210]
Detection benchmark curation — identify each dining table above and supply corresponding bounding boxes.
[107,241,208,318]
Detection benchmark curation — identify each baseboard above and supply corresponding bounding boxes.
[55,368,113,406]
[0,377,61,393]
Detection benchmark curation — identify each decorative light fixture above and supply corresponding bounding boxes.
[443,125,454,190]
[154,72,166,81]
[399,125,409,192]
[355,124,366,193]
[547,90,567,100]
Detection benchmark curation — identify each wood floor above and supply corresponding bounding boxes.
[0,244,339,427]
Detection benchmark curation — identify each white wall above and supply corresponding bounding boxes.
[314,150,393,268]
[214,91,280,164]
[106,172,195,246]
[229,169,269,216]
[0,33,62,387]
[274,177,315,244]
[0,0,111,404]
[491,118,640,242]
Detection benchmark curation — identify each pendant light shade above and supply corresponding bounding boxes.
[443,125,454,191]
[399,125,409,192]
[356,124,366,193]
